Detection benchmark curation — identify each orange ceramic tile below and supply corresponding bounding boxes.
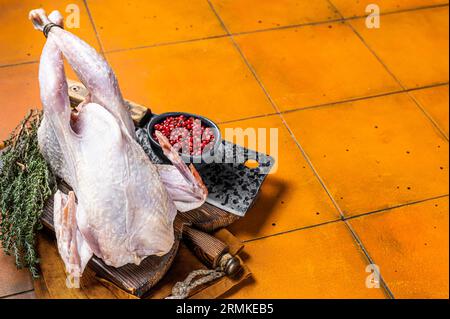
[283,92,449,216]
[209,0,340,33]
[218,115,340,241]
[105,37,275,124]
[349,197,449,298]
[349,7,449,89]
[410,85,449,136]
[225,221,386,298]
[86,0,225,52]
[0,0,100,66]
[330,0,448,18]
[0,250,33,297]
[0,63,41,141]
[234,22,401,112]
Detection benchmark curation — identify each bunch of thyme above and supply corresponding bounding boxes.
[0,109,56,277]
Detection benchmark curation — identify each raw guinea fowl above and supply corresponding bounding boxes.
[29,9,208,284]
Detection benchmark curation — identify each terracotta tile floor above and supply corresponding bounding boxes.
[349,6,449,89]
[330,0,449,18]
[0,1,448,299]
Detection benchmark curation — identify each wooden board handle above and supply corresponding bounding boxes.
[182,225,228,269]
[182,225,242,277]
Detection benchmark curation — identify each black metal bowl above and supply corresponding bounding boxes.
[146,112,222,165]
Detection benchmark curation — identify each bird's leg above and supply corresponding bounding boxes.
[29,8,135,136]
[54,191,93,287]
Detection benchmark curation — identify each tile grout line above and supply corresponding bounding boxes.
[343,220,395,299]
[217,112,279,125]
[328,0,449,141]
[203,7,369,278]
[343,193,449,298]
[206,81,450,125]
[231,17,344,36]
[103,2,450,56]
[279,82,450,117]
[206,0,232,36]
[0,1,444,67]
[207,0,347,220]
[218,84,450,125]
[82,0,105,55]
[0,3,448,66]
[205,3,428,265]
[345,194,449,221]
[91,2,450,56]
[0,63,446,129]
[105,34,230,55]
[243,219,343,243]
[1,4,447,143]
[330,1,407,89]
[230,2,450,37]
[243,194,449,243]
[242,192,449,297]
[327,0,401,298]
[0,3,106,65]
[407,91,449,141]
[207,2,347,221]
[246,217,396,298]
[206,1,284,115]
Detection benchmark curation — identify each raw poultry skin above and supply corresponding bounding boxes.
[29,9,208,284]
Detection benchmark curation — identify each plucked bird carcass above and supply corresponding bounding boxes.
[28,8,208,285]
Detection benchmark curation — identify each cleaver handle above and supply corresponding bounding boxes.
[182,226,242,277]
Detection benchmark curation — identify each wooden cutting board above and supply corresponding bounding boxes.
[35,229,251,299]
[33,80,249,298]
[40,181,247,297]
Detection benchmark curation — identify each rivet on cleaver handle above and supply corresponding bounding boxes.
[182,226,242,277]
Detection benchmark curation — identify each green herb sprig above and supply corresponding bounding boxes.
[0,110,56,277]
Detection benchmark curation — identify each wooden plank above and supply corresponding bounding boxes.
[66,79,151,126]
[40,181,244,297]
[36,233,89,299]
[35,229,250,299]
[79,268,118,299]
